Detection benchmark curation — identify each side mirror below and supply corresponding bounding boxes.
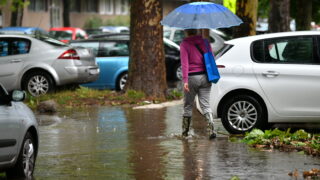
[11,90,26,102]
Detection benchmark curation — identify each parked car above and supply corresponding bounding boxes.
[0,84,38,179]
[85,28,104,37]
[49,27,88,43]
[163,27,229,53]
[88,33,181,80]
[0,26,48,36]
[70,33,181,90]
[99,26,129,33]
[0,34,99,96]
[200,31,320,134]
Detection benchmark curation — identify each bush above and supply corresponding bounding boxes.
[83,16,104,29]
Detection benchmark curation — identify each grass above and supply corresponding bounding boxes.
[25,87,182,110]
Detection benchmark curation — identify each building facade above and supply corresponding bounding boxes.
[0,0,214,31]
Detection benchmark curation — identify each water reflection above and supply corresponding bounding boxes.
[34,107,132,179]
[124,108,167,179]
[30,106,320,180]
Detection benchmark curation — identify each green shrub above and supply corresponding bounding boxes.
[83,16,104,29]
[104,16,130,26]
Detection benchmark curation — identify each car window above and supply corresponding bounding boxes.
[70,42,99,57]
[164,30,171,39]
[36,36,67,46]
[0,85,8,105]
[11,39,31,55]
[0,38,31,56]
[99,42,129,57]
[252,37,314,64]
[49,30,73,40]
[0,40,9,56]
[76,31,85,40]
[173,30,185,44]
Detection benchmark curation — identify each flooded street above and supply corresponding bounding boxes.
[33,105,320,180]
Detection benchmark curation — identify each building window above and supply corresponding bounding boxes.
[28,0,48,12]
[70,0,81,12]
[99,0,114,15]
[115,0,128,15]
[85,0,98,13]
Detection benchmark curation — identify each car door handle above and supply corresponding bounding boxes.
[10,59,22,63]
[262,71,279,77]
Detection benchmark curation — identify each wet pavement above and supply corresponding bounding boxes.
[29,104,320,180]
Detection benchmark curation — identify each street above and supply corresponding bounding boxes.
[31,104,320,180]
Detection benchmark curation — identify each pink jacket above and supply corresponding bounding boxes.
[180,35,212,83]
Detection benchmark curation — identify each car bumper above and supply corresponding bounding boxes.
[58,66,100,85]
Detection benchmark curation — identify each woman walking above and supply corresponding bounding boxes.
[180,29,216,139]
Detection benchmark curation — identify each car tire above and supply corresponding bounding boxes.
[221,95,267,134]
[174,64,182,81]
[23,71,54,96]
[116,72,128,91]
[6,132,36,179]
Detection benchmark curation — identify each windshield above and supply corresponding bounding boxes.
[163,38,180,50]
[49,30,73,40]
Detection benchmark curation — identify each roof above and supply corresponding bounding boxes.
[0,27,47,34]
[227,31,320,44]
[49,27,84,31]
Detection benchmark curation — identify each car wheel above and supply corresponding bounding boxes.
[24,71,54,96]
[221,95,267,134]
[175,64,182,81]
[6,132,36,179]
[116,72,128,91]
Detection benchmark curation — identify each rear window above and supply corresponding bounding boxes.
[252,36,315,64]
[49,30,73,40]
[215,43,233,59]
[36,36,67,46]
[99,42,129,57]
[70,42,99,56]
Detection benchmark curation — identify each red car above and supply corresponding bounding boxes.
[49,27,88,43]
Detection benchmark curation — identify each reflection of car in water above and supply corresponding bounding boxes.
[0,84,39,179]
[197,31,320,134]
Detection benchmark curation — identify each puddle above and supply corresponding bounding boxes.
[31,105,320,180]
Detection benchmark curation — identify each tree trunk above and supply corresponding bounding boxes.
[296,0,312,30]
[10,0,25,26]
[268,0,290,32]
[233,0,258,38]
[62,0,70,27]
[127,0,167,99]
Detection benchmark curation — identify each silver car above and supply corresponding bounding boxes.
[0,34,99,96]
[0,84,38,178]
[203,31,320,134]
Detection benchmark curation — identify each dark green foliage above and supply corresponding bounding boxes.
[243,128,320,152]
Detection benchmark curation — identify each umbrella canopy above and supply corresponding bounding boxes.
[161,2,243,29]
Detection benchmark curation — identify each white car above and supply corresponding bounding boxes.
[205,31,320,134]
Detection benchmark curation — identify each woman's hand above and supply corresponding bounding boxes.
[184,83,189,92]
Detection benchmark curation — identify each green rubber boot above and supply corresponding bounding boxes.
[182,116,191,137]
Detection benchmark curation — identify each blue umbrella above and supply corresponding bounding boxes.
[161,2,243,29]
